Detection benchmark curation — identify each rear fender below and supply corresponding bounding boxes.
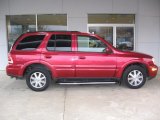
[20,60,57,78]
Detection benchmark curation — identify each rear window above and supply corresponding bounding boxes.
[16,35,45,50]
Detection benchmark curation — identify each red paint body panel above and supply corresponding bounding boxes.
[6,31,158,81]
[41,50,75,78]
[75,52,117,77]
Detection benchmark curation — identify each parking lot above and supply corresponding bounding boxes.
[0,70,160,120]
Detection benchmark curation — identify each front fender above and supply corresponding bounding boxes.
[115,59,148,78]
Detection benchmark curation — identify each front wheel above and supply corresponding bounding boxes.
[26,68,51,91]
[123,65,147,89]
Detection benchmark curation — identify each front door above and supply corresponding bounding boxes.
[75,35,116,78]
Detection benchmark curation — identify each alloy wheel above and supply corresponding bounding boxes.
[127,70,144,86]
[30,72,47,88]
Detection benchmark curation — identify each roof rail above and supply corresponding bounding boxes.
[26,30,80,33]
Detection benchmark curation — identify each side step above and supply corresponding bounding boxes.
[56,78,119,85]
[58,82,116,85]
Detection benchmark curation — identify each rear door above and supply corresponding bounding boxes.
[75,35,117,78]
[41,33,75,78]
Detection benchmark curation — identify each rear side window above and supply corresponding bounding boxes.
[47,34,72,51]
[16,35,45,50]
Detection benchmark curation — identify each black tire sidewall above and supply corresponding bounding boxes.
[26,68,51,91]
[123,66,146,89]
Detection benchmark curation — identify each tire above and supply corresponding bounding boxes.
[123,65,146,89]
[26,67,51,91]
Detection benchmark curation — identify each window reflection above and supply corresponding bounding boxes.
[77,36,106,52]
[116,27,134,51]
[88,14,135,24]
[37,14,67,31]
[6,14,67,51]
[89,27,113,45]
[88,14,135,51]
[6,15,36,50]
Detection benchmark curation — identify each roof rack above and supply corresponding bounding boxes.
[26,30,80,33]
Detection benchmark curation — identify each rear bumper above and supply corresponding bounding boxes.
[6,64,23,78]
[148,65,158,79]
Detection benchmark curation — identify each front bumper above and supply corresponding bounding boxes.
[148,65,158,78]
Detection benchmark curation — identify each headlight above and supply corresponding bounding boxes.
[152,58,155,64]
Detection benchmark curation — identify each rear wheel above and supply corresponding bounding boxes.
[26,67,51,91]
[123,65,146,89]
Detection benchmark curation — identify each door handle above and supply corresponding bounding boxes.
[45,55,52,59]
[79,56,86,59]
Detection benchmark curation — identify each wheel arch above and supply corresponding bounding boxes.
[22,62,56,79]
[116,62,148,79]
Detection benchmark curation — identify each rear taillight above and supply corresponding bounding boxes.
[8,54,13,64]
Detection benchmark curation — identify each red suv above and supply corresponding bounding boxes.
[6,31,158,91]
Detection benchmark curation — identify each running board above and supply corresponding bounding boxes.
[57,82,117,85]
[56,78,119,85]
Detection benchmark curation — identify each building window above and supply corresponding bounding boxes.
[116,27,134,50]
[6,14,67,51]
[88,14,135,24]
[6,15,36,50]
[88,14,135,51]
[37,14,67,31]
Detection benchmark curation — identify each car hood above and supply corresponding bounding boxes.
[116,50,152,59]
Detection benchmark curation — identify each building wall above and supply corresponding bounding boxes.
[0,0,160,70]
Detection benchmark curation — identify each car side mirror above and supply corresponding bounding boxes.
[105,47,112,54]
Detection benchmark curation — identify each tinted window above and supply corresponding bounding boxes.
[16,35,45,50]
[77,36,107,52]
[47,35,72,51]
